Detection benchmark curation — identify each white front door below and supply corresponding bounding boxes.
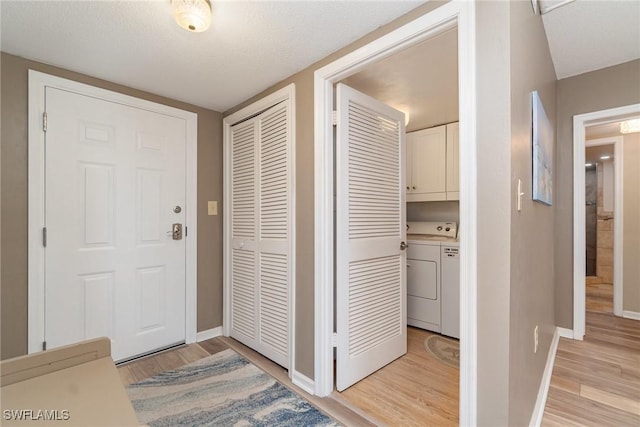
[44,87,187,361]
[335,83,407,391]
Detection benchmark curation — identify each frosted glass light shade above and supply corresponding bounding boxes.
[620,118,640,134]
[172,0,212,33]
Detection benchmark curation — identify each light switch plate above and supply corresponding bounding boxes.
[208,201,217,216]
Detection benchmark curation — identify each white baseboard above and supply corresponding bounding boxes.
[557,327,573,339]
[622,310,640,321]
[291,370,315,395]
[196,326,222,342]
[529,327,561,427]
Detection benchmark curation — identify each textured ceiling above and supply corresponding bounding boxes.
[541,0,640,79]
[0,0,422,112]
[341,28,458,133]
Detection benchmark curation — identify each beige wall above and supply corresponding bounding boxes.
[508,1,557,424]
[555,59,640,328]
[0,53,224,360]
[623,133,640,312]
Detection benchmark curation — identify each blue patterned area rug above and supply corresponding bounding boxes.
[126,349,339,427]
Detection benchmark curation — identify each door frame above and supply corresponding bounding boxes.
[27,70,198,353]
[573,103,640,339]
[313,1,477,424]
[222,83,296,376]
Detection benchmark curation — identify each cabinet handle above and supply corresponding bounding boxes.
[406,186,410,190]
[412,186,416,190]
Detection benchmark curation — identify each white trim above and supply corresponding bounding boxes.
[27,70,198,353]
[222,83,296,376]
[196,327,222,342]
[613,140,624,317]
[557,327,573,339]
[291,370,315,395]
[529,327,562,427]
[313,1,477,424]
[572,104,639,340]
[622,311,640,321]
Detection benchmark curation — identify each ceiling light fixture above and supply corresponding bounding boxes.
[620,118,640,134]
[585,163,593,167]
[600,155,611,160]
[171,0,212,33]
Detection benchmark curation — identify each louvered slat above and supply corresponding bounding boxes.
[259,253,288,356]
[348,255,402,358]
[231,122,255,239]
[260,105,288,240]
[348,101,400,239]
[231,249,256,339]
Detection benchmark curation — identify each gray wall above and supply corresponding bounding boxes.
[555,59,640,329]
[0,53,224,360]
[508,1,558,425]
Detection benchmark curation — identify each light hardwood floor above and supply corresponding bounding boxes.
[542,279,640,426]
[118,327,458,426]
[335,327,459,427]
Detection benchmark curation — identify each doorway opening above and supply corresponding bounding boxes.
[329,27,460,424]
[314,2,477,425]
[572,104,640,340]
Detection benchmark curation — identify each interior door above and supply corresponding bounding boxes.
[336,83,407,391]
[44,87,187,361]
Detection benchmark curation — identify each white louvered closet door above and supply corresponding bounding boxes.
[336,83,407,391]
[230,101,291,369]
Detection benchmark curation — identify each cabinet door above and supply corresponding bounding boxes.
[407,126,446,201]
[446,122,459,200]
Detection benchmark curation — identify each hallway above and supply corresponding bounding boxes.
[542,280,640,426]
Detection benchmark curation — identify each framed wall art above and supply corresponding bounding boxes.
[531,90,553,205]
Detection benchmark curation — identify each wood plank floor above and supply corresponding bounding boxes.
[335,327,459,427]
[542,279,640,426]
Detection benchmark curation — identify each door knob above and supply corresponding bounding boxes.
[400,241,408,250]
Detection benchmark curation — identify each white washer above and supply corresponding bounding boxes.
[406,221,458,336]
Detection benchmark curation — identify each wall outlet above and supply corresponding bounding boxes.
[534,325,539,354]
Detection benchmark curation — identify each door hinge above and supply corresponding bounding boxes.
[43,112,48,132]
[42,227,47,247]
[332,110,337,126]
[332,332,337,347]
[43,341,47,351]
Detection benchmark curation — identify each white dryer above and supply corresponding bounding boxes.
[406,221,459,337]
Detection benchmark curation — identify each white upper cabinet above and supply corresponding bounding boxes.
[406,122,459,202]
[446,122,459,200]
[406,125,446,202]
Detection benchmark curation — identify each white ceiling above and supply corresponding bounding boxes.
[0,0,422,112]
[541,0,640,79]
[2,1,638,117]
[341,28,458,132]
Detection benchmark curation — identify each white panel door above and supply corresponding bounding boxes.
[45,87,186,361]
[229,101,292,368]
[336,83,406,391]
